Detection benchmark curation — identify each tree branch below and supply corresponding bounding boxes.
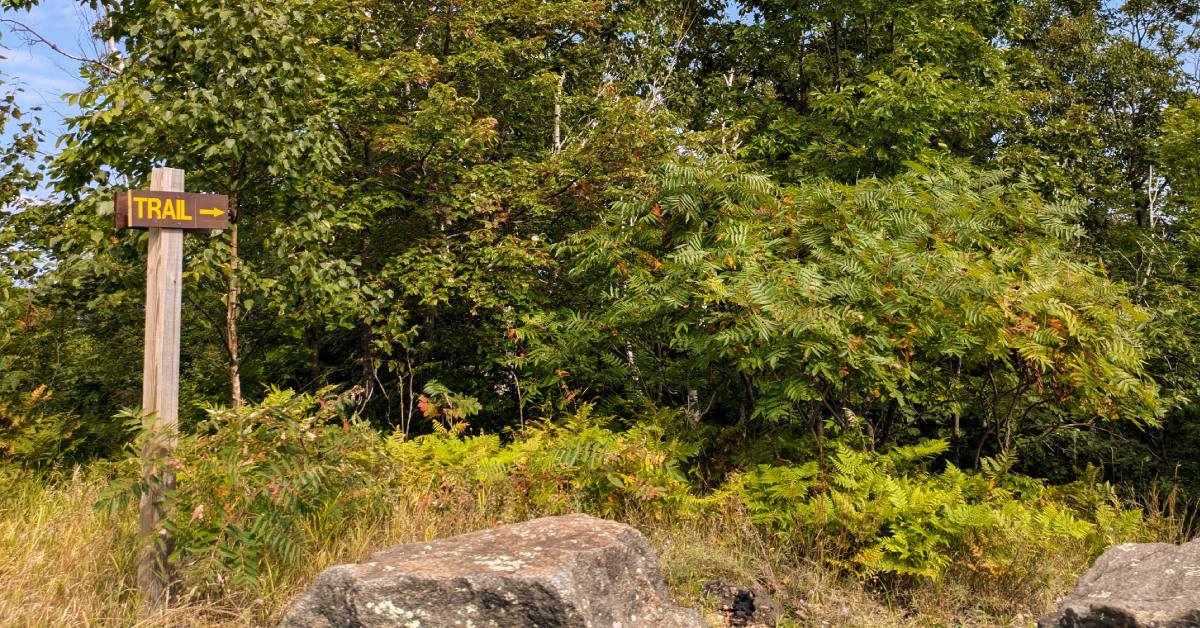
[0,18,120,76]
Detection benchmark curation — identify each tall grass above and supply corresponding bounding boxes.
[0,469,157,627]
[0,466,1112,628]
[0,469,411,626]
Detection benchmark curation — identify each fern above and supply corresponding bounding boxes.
[116,387,387,601]
[722,438,1118,580]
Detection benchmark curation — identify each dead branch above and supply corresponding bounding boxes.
[0,18,120,76]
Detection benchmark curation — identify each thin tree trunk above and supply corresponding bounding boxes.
[306,324,321,389]
[358,207,374,404]
[553,71,565,152]
[686,388,701,427]
[227,197,242,409]
[359,322,374,402]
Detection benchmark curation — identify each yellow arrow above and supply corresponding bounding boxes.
[199,207,225,217]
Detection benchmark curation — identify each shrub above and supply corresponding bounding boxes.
[0,385,83,469]
[385,406,1147,594]
[383,403,698,519]
[557,159,1160,462]
[718,438,1125,585]
[103,387,384,599]
[90,391,1156,622]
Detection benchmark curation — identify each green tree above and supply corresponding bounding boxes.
[546,157,1159,467]
[54,0,344,409]
[301,0,682,428]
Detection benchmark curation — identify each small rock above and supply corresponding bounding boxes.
[701,579,780,627]
[1039,538,1200,627]
[280,513,702,627]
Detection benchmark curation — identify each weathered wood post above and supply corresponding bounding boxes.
[116,167,229,610]
[137,166,184,608]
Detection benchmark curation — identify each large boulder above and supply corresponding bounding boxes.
[1039,538,1200,627]
[280,513,703,627]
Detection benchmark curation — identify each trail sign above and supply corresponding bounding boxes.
[122,169,230,610]
[115,189,229,230]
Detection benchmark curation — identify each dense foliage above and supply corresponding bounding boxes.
[93,392,1152,616]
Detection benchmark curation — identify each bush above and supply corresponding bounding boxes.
[385,404,1150,592]
[556,159,1160,463]
[103,387,384,600]
[87,392,1159,623]
[0,385,83,469]
[718,438,1136,588]
[383,403,698,519]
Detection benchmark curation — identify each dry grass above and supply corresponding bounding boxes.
[0,469,1095,628]
[1127,482,1200,545]
[0,470,354,626]
[646,515,911,627]
[0,469,167,627]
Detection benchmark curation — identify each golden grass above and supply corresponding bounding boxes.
[0,469,163,627]
[0,469,1093,628]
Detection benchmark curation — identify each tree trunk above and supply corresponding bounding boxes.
[685,388,701,427]
[227,198,242,409]
[553,71,565,152]
[306,323,321,389]
[359,322,374,402]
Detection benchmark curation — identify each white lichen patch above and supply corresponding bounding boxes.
[365,600,421,627]
[1087,591,1113,599]
[474,556,526,572]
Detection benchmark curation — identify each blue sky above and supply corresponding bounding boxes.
[0,0,89,195]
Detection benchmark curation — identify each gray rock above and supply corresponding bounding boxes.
[1039,538,1200,627]
[280,513,703,628]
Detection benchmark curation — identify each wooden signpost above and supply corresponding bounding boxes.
[115,189,229,231]
[117,168,228,608]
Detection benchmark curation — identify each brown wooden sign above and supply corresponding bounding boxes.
[115,190,229,230]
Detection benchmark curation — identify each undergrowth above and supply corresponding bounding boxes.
[2,389,1193,627]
